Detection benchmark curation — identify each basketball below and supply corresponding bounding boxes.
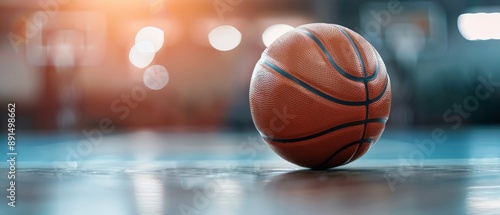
[249,23,391,169]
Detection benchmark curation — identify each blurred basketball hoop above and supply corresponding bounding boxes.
[359,2,447,127]
[385,23,426,68]
[359,2,447,67]
[25,11,106,68]
[24,11,106,130]
[47,29,83,68]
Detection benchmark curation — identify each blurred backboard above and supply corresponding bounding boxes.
[359,2,447,64]
[25,11,106,67]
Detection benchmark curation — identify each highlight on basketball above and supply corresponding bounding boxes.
[1,0,499,214]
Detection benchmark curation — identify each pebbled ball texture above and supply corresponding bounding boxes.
[249,23,391,169]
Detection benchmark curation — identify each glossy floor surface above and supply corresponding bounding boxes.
[1,127,500,215]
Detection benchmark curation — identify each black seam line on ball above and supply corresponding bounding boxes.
[262,118,386,143]
[334,26,380,82]
[366,45,380,82]
[298,28,379,83]
[262,60,365,105]
[337,26,369,163]
[297,28,364,82]
[369,75,389,103]
[261,60,389,106]
[316,138,374,168]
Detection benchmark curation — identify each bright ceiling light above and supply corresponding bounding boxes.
[135,26,165,52]
[208,25,242,51]
[129,43,155,69]
[143,65,169,90]
[262,24,294,47]
[458,13,500,40]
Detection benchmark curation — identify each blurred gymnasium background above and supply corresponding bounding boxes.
[1,0,500,132]
[2,2,500,214]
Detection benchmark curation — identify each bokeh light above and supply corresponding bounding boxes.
[458,13,500,40]
[135,26,165,52]
[208,25,242,51]
[143,65,169,90]
[262,24,294,47]
[129,43,155,69]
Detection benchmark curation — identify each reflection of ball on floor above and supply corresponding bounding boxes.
[249,23,391,169]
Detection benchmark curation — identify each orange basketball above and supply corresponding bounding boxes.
[249,23,391,169]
